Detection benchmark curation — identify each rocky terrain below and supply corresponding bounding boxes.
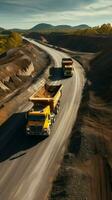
[26,32,112,53]
[49,48,112,199]
[0,42,50,102]
[0,41,50,125]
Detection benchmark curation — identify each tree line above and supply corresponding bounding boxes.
[0,32,22,54]
[66,23,112,36]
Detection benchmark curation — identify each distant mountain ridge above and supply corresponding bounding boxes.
[31,23,53,31]
[30,23,90,31]
[0,27,5,32]
[0,23,90,34]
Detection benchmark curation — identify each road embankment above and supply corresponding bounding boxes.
[0,42,52,125]
[49,49,112,200]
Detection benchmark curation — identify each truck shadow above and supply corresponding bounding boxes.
[49,66,65,81]
[0,112,46,162]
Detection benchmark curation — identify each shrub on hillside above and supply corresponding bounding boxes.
[7,32,22,49]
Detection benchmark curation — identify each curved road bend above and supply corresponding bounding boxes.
[0,39,85,200]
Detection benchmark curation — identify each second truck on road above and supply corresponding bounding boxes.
[62,58,74,77]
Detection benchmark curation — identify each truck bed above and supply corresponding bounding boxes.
[30,84,62,100]
[29,83,63,113]
[34,85,51,98]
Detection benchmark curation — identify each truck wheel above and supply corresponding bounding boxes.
[57,100,60,105]
[56,108,59,114]
[52,117,55,123]
[44,128,50,136]
[57,104,60,111]
[54,108,58,115]
[56,105,60,113]
[47,128,50,136]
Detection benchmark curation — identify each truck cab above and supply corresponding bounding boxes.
[26,105,52,136]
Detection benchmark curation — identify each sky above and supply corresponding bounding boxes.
[0,0,112,29]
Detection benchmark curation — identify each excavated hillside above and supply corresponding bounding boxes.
[26,32,112,52]
[49,49,112,200]
[0,42,50,125]
[0,42,50,101]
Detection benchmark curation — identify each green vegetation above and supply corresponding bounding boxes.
[32,23,112,36]
[0,32,22,54]
[71,23,112,36]
[0,35,7,54]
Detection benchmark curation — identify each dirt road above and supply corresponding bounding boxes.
[0,39,84,200]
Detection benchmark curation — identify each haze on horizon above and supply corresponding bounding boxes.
[0,0,112,29]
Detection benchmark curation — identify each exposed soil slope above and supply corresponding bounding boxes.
[0,43,50,101]
[26,32,112,52]
[49,49,112,200]
[89,50,112,101]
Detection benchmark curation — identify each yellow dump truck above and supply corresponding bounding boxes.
[62,58,74,77]
[26,83,63,136]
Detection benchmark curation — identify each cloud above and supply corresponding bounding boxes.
[0,0,111,28]
[0,0,96,13]
[85,0,112,11]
